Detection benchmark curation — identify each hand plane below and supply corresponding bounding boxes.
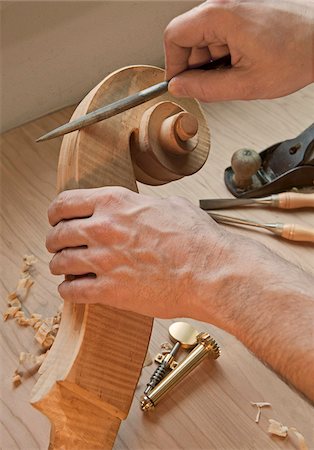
[224,123,314,198]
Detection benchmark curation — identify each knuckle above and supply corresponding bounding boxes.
[58,281,74,301]
[49,249,69,275]
[55,191,69,210]
[87,218,113,240]
[58,280,86,303]
[48,221,65,251]
[45,233,54,253]
[163,19,176,41]
[46,234,54,253]
[48,191,69,224]
[94,186,131,211]
[110,186,131,201]
[49,256,58,275]
[163,15,185,45]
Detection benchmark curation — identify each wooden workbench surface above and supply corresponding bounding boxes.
[1,84,313,449]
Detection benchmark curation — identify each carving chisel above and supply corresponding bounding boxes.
[200,192,314,210]
[36,55,231,142]
[209,213,314,243]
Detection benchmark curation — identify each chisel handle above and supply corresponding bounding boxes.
[272,193,314,209]
[277,224,314,242]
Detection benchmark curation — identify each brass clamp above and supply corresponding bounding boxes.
[141,324,220,411]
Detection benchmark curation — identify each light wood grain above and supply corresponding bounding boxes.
[1,80,313,449]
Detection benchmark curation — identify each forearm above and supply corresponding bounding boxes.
[196,238,314,401]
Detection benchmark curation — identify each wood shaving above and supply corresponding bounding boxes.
[160,342,173,354]
[19,352,46,371]
[3,306,21,321]
[289,427,309,450]
[249,401,310,449]
[268,420,309,449]
[268,419,289,437]
[12,370,22,387]
[143,351,153,368]
[250,401,272,423]
[3,255,62,386]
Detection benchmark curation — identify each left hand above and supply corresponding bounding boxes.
[46,186,231,319]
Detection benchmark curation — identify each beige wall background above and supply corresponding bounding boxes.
[0,1,200,133]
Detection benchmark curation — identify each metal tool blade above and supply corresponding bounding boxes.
[36,54,232,143]
[199,198,257,210]
[36,80,169,142]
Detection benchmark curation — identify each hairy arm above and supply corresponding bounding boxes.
[195,236,314,401]
[46,187,314,401]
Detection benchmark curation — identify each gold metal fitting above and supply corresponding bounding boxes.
[141,332,220,411]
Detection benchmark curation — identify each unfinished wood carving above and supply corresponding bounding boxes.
[30,65,210,449]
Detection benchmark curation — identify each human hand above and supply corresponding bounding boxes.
[46,186,240,320]
[164,0,314,101]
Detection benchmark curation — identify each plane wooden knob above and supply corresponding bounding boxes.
[231,148,262,189]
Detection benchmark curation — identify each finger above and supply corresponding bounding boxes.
[207,44,229,61]
[46,218,89,253]
[49,248,94,276]
[48,186,134,226]
[164,7,210,79]
[48,188,99,226]
[164,4,229,79]
[58,276,105,304]
[188,47,212,67]
[168,67,253,102]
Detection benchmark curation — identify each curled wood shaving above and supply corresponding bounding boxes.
[250,401,272,423]
[3,255,62,386]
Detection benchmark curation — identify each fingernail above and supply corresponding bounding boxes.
[168,77,187,97]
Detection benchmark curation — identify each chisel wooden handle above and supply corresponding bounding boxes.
[278,224,314,242]
[273,193,314,209]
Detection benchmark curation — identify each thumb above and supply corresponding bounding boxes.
[168,68,252,102]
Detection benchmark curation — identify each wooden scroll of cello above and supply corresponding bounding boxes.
[30,65,210,449]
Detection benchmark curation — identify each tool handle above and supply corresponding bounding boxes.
[280,224,314,242]
[274,192,314,209]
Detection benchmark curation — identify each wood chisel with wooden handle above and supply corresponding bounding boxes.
[200,192,314,210]
[36,55,231,142]
[209,212,314,243]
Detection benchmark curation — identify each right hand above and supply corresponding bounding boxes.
[164,0,314,102]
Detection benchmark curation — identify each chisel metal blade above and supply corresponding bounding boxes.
[199,198,257,210]
[36,81,169,142]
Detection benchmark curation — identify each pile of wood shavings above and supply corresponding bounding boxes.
[250,400,308,449]
[268,419,308,450]
[3,255,62,386]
